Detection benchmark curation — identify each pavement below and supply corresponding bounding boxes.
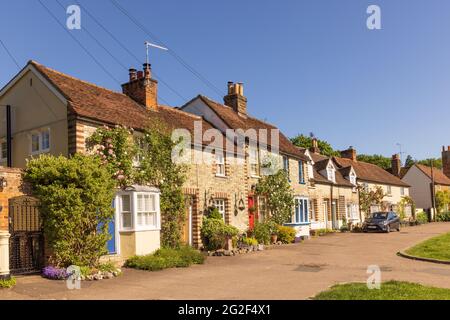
[1,222,450,300]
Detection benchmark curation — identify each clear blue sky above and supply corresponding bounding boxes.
[1,0,449,161]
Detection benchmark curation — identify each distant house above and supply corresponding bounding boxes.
[299,140,360,230]
[333,147,411,217]
[401,147,450,212]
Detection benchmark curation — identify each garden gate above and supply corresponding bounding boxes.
[9,196,44,275]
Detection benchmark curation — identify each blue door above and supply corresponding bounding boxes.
[107,200,117,254]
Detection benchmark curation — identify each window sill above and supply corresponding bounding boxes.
[119,228,161,233]
[30,149,50,156]
[250,175,261,179]
[215,174,227,179]
[285,222,311,227]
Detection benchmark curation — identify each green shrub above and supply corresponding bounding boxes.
[0,277,16,289]
[277,225,296,244]
[97,262,118,273]
[437,212,450,222]
[206,207,223,220]
[24,154,116,267]
[125,246,205,271]
[253,221,273,245]
[416,212,429,224]
[79,266,93,277]
[201,217,239,251]
[241,237,258,246]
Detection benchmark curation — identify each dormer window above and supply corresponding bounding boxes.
[349,172,357,185]
[327,163,336,183]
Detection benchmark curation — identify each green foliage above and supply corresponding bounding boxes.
[86,125,137,188]
[437,212,450,222]
[398,196,416,220]
[125,246,205,271]
[24,154,115,267]
[88,124,187,249]
[241,237,258,246]
[201,217,239,251]
[358,185,385,219]
[356,154,392,170]
[276,225,296,244]
[313,229,336,236]
[97,262,118,273]
[416,211,429,224]
[253,221,277,245]
[255,170,294,225]
[0,277,16,289]
[206,207,223,220]
[436,190,450,213]
[417,158,443,170]
[135,124,187,249]
[290,134,340,157]
[314,281,450,300]
[405,155,415,168]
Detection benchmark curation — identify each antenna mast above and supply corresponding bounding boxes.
[145,41,168,65]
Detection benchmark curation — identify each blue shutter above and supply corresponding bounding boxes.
[107,199,117,254]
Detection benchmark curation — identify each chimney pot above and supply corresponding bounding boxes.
[224,81,247,117]
[122,63,158,111]
[309,138,320,154]
[137,71,144,79]
[129,68,137,81]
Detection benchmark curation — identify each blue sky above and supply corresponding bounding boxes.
[1,0,449,160]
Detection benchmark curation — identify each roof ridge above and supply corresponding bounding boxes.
[159,105,202,119]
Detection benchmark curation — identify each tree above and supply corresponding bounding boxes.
[255,170,294,225]
[290,134,340,157]
[356,154,392,170]
[24,154,116,267]
[358,185,385,219]
[404,155,415,168]
[436,190,450,213]
[417,158,443,170]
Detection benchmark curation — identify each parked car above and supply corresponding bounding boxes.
[363,212,400,233]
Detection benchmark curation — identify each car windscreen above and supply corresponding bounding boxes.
[372,212,388,219]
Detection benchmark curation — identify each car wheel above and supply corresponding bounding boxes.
[397,226,401,232]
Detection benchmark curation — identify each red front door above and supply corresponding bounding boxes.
[248,197,255,230]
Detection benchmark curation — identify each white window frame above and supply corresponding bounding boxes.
[290,197,310,224]
[120,194,133,231]
[30,128,51,155]
[327,163,336,183]
[249,147,260,177]
[136,193,159,230]
[386,185,392,196]
[400,187,405,196]
[116,190,161,232]
[133,136,146,167]
[0,139,7,161]
[213,199,226,221]
[215,151,226,177]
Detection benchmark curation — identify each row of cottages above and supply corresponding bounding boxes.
[392,147,450,213]
[0,60,311,262]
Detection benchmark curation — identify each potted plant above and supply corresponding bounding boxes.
[267,220,278,244]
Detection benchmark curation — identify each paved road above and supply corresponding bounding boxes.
[1,222,450,300]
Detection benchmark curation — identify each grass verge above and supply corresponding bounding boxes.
[314,281,450,300]
[125,246,205,271]
[405,232,450,261]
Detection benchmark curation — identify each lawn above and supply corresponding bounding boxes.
[314,281,450,300]
[405,232,450,261]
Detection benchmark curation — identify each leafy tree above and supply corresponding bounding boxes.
[404,155,415,168]
[358,185,385,219]
[356,154,392,170]
[24,154,115,267]
[417,158,443,170]
[398,196,416,220]
[290,134,340,157]
[436,190,450,213]
[255,170,294,225]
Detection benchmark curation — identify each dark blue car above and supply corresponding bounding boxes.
[363,212,401,233]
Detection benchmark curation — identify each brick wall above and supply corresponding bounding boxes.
[0,167,30,231]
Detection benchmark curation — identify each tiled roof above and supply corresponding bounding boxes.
[334,156,410,187]
[30,61,221,142]
[415,164,450,186]
[195,95,308,161]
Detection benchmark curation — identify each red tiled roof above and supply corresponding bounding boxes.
[334,156,410,187]
[415,164,450,186]
[195,95,308,161]
[30,61,221,142]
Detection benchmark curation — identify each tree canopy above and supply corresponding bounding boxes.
[356,154,392,170]
[290,134,340,157]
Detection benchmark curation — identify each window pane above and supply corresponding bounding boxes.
[122,212,132,229]
[42,131,50,150]
[122,195,131,212]
[137,195,143,211]
[31,134,40,152]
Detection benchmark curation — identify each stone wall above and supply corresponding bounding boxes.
[0,167,29,231]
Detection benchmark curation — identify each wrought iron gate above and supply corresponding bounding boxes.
[9,196,44,275]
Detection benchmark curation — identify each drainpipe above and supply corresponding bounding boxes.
[6,105,12,168]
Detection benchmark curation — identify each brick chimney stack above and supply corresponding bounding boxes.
[391,154,401,177]
[122,63,158,111]
[341,146,357,162]
[224,82,248,117]
[442,146,450,178]
[309,138,320,154]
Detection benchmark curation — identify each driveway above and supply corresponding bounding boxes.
[1,222,450,300]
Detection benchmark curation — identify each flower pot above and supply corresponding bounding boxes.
[271,234,278,244]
